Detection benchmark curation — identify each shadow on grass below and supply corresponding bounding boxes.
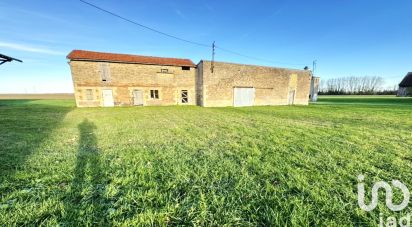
[0,99,73,187]
[61,119,109,225]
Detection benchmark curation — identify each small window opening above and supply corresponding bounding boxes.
[100,63,110,82]
[182,66,190,71]
[161,68,169,73]
[181,90,188,103]
[150,90,159,99]
[86,89,93,100]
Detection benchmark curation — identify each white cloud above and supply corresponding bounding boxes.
[0,41,65,55]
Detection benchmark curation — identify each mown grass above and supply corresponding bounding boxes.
[0,96,411,226]
[316,95,412,106]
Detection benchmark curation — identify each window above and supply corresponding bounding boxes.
[150,90,159,99]
[160,68,168,73]
[181,90,188,103]
[181,66,190,71]
[100,63,110,82]
[85,89,93,100]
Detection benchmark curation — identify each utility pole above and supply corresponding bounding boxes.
[312,60,317,75]
[310,60,319,102]
[211,41,215,73]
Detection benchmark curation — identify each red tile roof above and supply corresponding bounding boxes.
[67,50,196,67]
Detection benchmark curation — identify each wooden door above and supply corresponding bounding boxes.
[234,87,255,107]
[133,90,144,106]
[288,90,295,105]
[102,89,114,107]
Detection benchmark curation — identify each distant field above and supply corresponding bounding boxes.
[316,95,412,106]
[0,96,411,226]
[0,93,74,100]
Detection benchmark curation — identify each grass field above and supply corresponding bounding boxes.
[0,93,74,100]
[0,96,411,226]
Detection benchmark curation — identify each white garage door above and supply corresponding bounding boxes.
[234,87,255,107]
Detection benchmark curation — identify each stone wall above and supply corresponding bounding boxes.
[195,62,204,106]
[197,60,312,107]
[69,59,312,107]
[397,87,412,97]
[69,61,196,107]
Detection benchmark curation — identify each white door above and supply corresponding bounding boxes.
[102,89,114,107]
[288,90,295,105]
[133,90,144,106]
[234,87,255,107]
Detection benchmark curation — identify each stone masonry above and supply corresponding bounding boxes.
[69,59,195,107]
[196,60,312,107]
[68,50,314,107]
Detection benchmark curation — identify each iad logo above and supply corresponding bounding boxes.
[358,175,411,226]
[357,175,410,212]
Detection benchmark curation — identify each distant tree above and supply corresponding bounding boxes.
[319,76,392,95]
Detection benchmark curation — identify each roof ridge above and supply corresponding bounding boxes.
[200,59,306,72]
[69,49,193,61]
[67,50,196,67]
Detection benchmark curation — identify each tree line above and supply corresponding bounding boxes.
[319,76,397,95]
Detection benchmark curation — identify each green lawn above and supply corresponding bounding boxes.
[0,96,411,226]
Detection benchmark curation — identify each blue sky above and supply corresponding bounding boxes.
[1,0,411,93]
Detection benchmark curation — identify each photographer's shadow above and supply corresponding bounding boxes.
[62,119,108,225]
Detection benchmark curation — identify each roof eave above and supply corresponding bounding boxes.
[68,58,196,67]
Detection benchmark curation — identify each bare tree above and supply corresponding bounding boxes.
[319,76,386,95]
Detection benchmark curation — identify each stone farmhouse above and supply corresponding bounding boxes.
[67,50,318,107]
